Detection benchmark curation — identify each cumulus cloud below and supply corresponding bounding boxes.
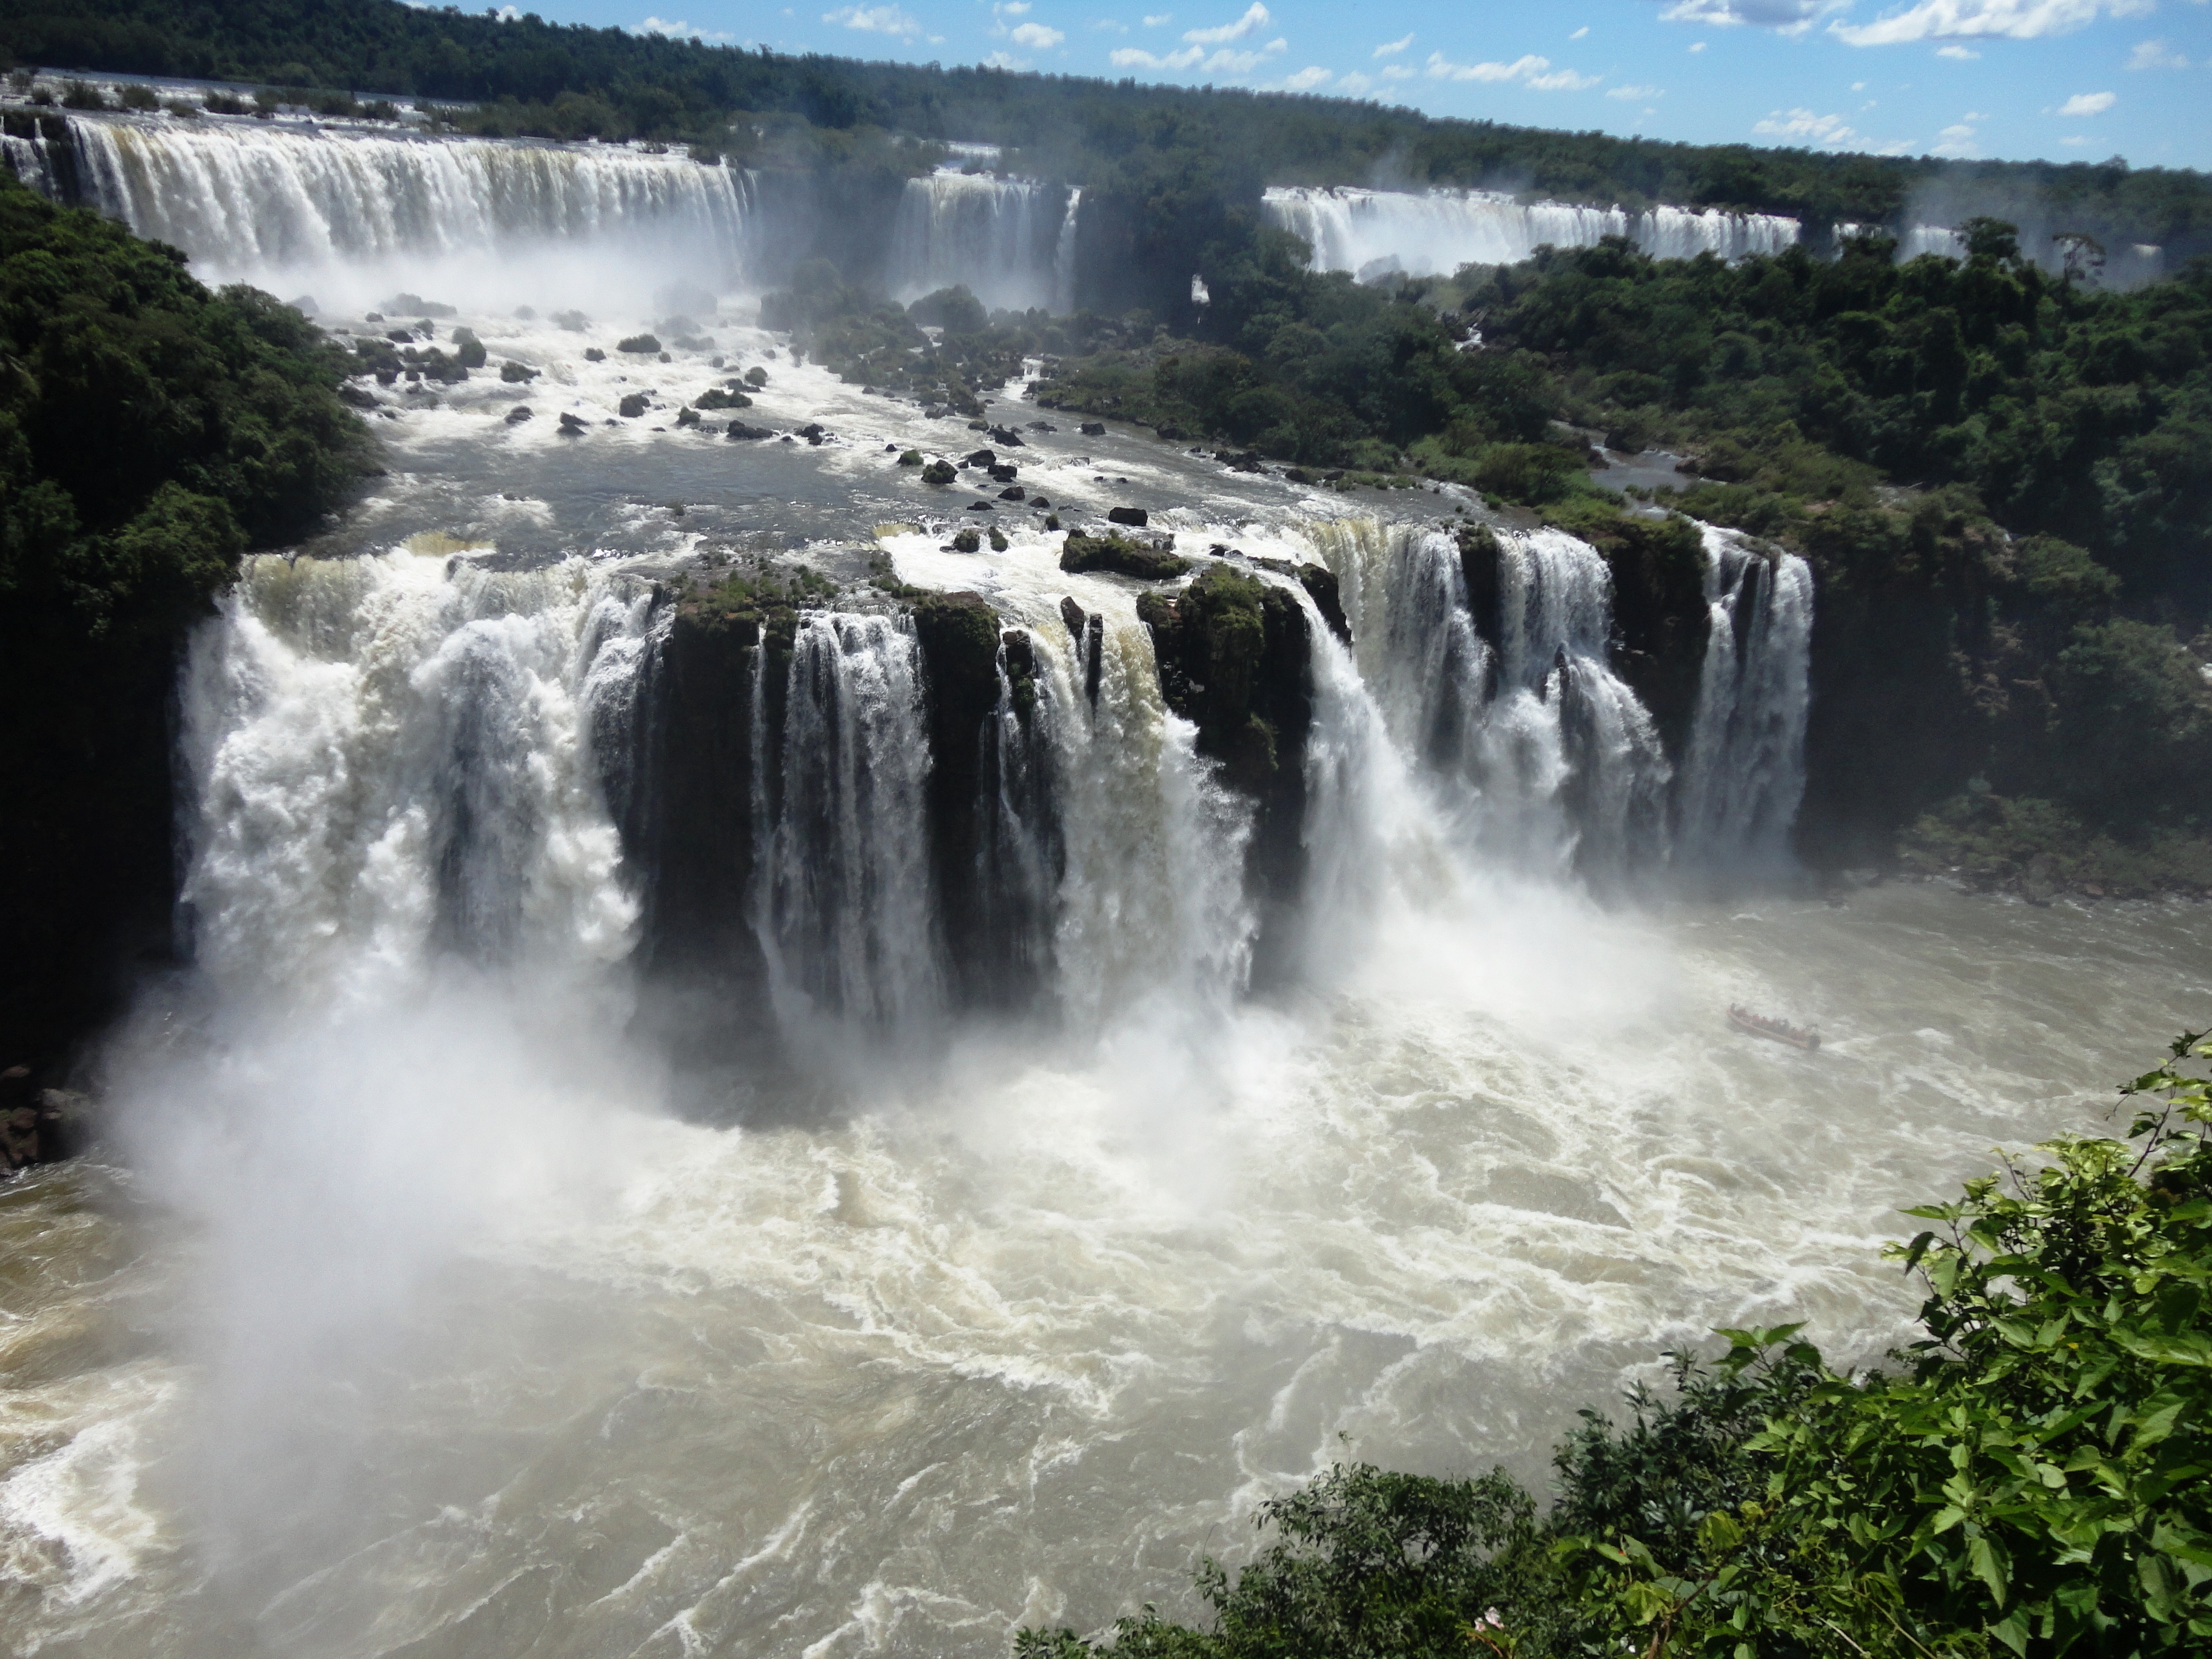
[1182,3,1270,44]
[1283,65,1333,89]
[1143,11,1172,22]
[1337,70,1375,92]
[1570,24,1590,37]
[1111,42,1202,65]
[1660,0,1844,34]
[982,49,1027,65]
[1931,118,1980,155]
[2059,89,2116,112]
[1374,32,1415,56]
[823,4,924,39]
[1607,82,1664,97]
[1112,33,1283,70]
[635,15,738,39]
[1011,21,1065,45]
[1380,62,1415,78]
[1751,107,1862,144]
[1936,42,1981,55]
[1426,51,1600,89]
[1832,0,2152,48]
[1689,39,1708,50]
[2126,38,2190,67]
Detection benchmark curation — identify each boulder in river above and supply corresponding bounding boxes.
[725,421,774,440]
[618,393,649,419]
[997,486,1027,501]
[1080,421,1107,436]
[965,449,997,468]
[1059,531,1188,581]
[617,333,661,355]
[504,405,533,426]
[921,459,957,485]
[987,426,1025,447]
[557,411,587,437]
[1107,506,1149,528]
[953,528,981,552]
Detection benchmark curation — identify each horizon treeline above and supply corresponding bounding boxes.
[4,0,2210,261]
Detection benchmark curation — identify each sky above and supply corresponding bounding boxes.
[518,0,2212,170]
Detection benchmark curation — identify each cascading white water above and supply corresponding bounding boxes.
[1262,185,1799,280]
[1677,527,1814,874]
[1053,185,1084,315]
[1307,520,1668,879]
[888,171,1064,313]
[976,640,1064,996]
[63,113,756,312]
[2,132,59,195]
[752,612,944,1033]
[178,549,649,1002]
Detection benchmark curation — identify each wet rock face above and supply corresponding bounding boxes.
[1059,532,1188,581]
[1137,566,1314,980]
[1107,506,1148,528]
[1583,514,1710,762]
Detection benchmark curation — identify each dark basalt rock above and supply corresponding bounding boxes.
[987,425,1025,447]
[799,423,826,445]
[1059,532,1188,581]
[998,486,1027,501]
[557,411,588,436]
[965,448,997,468]
[1216,449,1264,474]
[1107,506,1149,528]
[1136,565,1314,983]
[988,463,1019,483]
[504,405,533,425]
[1579,514,1710,763]
[1029,495,1051,509]
[726,421,774,440]
[1079,421,1107,436]
[1060,596,1088,638]
[1456,523,1503,648]
[953,528,981,552]
[674,406,700,428]
[618,393,649,419]
[921,459,957,484]
[337,383,378,409]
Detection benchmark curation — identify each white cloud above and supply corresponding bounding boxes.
[1426,50,1601,89]
[2059,88,2116,112]
[1093,16,1129,30]
[1570,24,1590,38]
[1660,0,1844,35]
[1936,42,1980,55]
[2127,38,2190,67]
[1283,65,1333,89]
[1752,106,1862,144]
[1112,42,1202,65]
[1608,82,1664,97]
[1851,78,1866,87]
[1689,39,1708,50]
[635,15,737,38]
[1374,32,1415,56]
[1143,11,1172,22]
[1000,1,1031,12]
[1832,0,2151,48]
[1380,62,1415,78]
[1337,70,1375,92]
[1011,21,1065,45]
[1182,3,1270,44]
[2059,133,2091,144]
[982,49,1027,65]
[1931,119,1980,154]
[823,4,924,39]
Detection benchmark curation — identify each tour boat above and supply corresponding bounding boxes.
[1729,1004,1821,1051]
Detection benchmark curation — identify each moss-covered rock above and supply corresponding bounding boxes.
[1061,531,1190,581]
[1580,512,1710,761]
[922,458,957,485]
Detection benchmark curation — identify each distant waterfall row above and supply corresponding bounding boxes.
[19,113,756,307]
[1262,186,1801,281]
[886,172,1079,314]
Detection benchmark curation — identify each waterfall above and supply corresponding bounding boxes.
[1306,520,1669,880]
[61,113,757,311]
[887,172,1064,313]
[1677,527,1813,874]
[976,635,1065,999]
[1053,186,1083,315]
[1263,186,1800,279]
[2,131,59,196]
[751,612,944,1031]
[176,551,648,1004]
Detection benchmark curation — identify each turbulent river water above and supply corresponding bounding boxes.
[2,110,2208,1659]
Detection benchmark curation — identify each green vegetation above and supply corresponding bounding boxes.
[0,169,367,1067]
[1021,1035,2212,1659]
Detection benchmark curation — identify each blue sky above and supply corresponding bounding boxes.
[524,0,2212,169]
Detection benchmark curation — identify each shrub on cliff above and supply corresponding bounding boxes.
[1021,1034,2212,1658]
[0,170,367,1064]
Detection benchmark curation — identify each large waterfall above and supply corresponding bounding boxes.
[1262,185,1800,280]
[51,113,756,312]
[178,549,651,1003]
[886,171,1072,313]
[1309,521,1671,882]
[1677,528,1814,875]
[752,614,945,1033]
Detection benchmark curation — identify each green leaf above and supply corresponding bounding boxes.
[1970,1532,2011,1605]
